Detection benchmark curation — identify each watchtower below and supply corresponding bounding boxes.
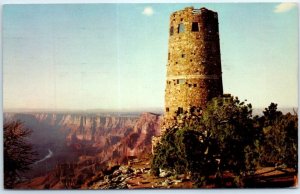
[164,7,223,119]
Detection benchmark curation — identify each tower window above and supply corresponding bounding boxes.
[166,107,169,112]
[177,107,184,114]
[170,26,174,36]
[178,23,185,33]
[192,22,199,32]
[181,54,185,58]
[177,79,185,84]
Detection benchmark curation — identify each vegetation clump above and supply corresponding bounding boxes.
[4,121,38,188]
[151,96,298,187]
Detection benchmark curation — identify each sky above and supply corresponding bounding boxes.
[2,2,299,111]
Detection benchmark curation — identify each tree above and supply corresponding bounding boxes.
[3,120,38,188]
[151,126,218,186]
[202,96,256,178]
[262,103,282,126]
[152,97,297,187]
[152,96,258,186]
[258,103,298,168]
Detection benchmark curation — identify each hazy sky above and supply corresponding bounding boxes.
[3,3,298,111]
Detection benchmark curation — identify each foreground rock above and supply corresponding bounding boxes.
[86,157,194,189]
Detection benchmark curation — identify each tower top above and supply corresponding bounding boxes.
[170,6,218,21]
[171,7,217,16]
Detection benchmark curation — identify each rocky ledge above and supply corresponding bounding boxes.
[85,158,193,189]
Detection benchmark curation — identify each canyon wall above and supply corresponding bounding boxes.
[4,112,162,177]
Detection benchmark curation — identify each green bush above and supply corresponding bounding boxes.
[151,96,298,187]
[151,127,218,185]
[258,103,298,169]
[202,96,256,176]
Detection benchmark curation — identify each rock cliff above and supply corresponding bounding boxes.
[4,112,162,178]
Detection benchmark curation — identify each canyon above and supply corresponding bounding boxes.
[4,111,162,184]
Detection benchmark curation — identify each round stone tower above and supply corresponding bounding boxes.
[164,7,223,119]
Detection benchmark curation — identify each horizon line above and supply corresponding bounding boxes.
[3,107,165,113]
[3,106,298,113]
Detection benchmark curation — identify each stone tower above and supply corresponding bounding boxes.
[164,7,223,119]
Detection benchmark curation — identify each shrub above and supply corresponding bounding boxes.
[4,120,38,188]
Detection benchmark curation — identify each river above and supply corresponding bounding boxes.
[35,149,53,164]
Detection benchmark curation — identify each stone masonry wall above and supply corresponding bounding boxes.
[164,7,223,119]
